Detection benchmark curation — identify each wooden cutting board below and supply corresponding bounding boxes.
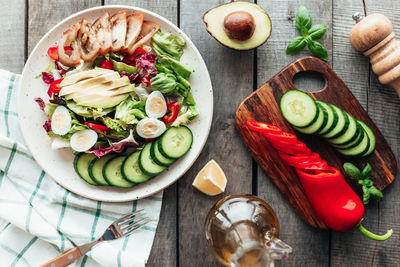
[235,56,398,229]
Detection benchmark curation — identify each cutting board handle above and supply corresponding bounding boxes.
[275,56,332,93]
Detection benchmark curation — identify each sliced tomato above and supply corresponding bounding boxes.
[84,122,111,132]
[246,120,282,135]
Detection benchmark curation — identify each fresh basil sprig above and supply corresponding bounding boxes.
[343,162,383,204]
[286,6,329,60]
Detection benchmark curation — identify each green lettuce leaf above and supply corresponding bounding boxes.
[115,96,147,124]
[159,57,193,79]
[152,31,185,60]
[44,103,59,117]
[150,73,177,94]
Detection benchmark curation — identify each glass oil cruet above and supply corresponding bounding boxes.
[205,195,292,267]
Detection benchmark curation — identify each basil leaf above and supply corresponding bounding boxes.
[296,6,312,36]
[308,24,327,40]
[362,186,370,204]
[360,163,372,179]
[343,162,360,180]
[286,36,307,54]
[308,41,329,60]
[369,186,383,201]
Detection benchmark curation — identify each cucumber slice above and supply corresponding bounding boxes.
[316,101,338,135]
[159,126,193,159]
[336,129,370,157]
[358,120,376,157]
[328,112,358,145]
[294,102,328,134]
[322,106,349,139]
[151,140,175,166]
[103,156,135,188]
[88,154,114,186]
[139,143,167,176]
[332,123,364,149]
[280,90,319,128]
[74,153,98,185]
[122,151,152,183]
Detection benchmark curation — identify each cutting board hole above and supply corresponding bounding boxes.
[292,71,326,92]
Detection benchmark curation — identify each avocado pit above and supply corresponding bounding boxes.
[223,11,255,41]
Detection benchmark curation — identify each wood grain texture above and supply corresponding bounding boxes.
[236,56,397,229]
[28,0,101,54]
[255,1,332,266]
[178,1,254,266]
[0,0,25,73]
[102,1,179,266]
[339,1,400,266]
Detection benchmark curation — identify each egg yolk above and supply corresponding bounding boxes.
[141,121,158,136]
[148,96,165,114]
[75,133,92,148]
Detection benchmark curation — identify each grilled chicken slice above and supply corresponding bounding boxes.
[77,19,101,62]
[110,10,127,52]
[92,12,112,55]
[125,13,144,52]
[127,21,160,54]
[58,23,81,67]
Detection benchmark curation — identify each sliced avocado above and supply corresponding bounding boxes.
[59,72,121,96]
[64,76,130,100]
[73,84,134,104]
[60,68,115,87]
[112,59,137,74]
[76,93,130,108]
[203,2,272,50]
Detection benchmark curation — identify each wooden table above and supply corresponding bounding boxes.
[1,0,399,266]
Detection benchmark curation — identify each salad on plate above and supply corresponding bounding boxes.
[34,10,199,188]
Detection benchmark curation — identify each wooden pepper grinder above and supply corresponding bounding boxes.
[350,12,400,97]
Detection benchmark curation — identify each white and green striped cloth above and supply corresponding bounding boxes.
[0,69,163,267]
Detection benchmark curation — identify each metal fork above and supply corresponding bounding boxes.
[40,209,149,267]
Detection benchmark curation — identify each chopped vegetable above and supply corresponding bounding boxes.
[247,120,392,241]
[42,72,54,84]
[47,78,64,97]
[152,30,186,60]
[163,102,180,123]
[100,59,114,70]
[84,122,111,132]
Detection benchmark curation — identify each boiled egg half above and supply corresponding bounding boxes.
[70,129,98,152]
[136,118,166,139]
[51,106,72,135]
[145,91,167,118]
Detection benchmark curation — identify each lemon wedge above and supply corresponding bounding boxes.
[192,160,227,196]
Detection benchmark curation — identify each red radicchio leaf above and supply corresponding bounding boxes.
[42,72,54,84]
[55,61,69,75]
[43,119,52,132]
[34,97,46,111]
[135,52,157,78]
[89,142,137,157]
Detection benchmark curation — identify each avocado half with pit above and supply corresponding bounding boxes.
[203,1,272,50]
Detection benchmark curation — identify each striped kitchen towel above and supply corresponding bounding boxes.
[0,69,163,267]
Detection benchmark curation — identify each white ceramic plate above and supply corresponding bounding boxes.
[18,5,213,202]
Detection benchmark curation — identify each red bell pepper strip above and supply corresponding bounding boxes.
[47,46,73,61]
[100,59,113,70]
[84,122,111,132]
[163,102,180,124]
[247,120,392,240]
[133,47,147,57]
[141,77,151,87]
[263,131,298,144]
[246,120,282,135]
[47,78,63,97]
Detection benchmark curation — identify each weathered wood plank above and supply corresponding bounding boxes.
[101,1,179,265]
[256,1,331,265]
[0,0,25,72]
[329,1,376,266]
[28,0,101,54]
[178,1,254,266]
[337,1,399,266]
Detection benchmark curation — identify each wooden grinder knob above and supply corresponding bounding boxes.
[350,13,400,97]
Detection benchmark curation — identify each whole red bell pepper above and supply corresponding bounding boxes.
[247,120,392,241]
